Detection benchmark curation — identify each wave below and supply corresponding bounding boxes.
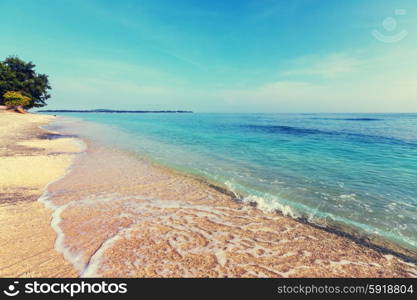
[310,117,383,121]
[244,124,325,136]
[224,181,301,219]
[224,180,417,260]
[343,118,382,121]
[243,124,417,147]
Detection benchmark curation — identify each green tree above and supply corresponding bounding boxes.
[3,91,31,107]
[0,56,51,109]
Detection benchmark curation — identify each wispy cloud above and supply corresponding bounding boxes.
[55,57,187,85]
[80,1,214,70]
[214,47,417,112]
[281,53,369,79]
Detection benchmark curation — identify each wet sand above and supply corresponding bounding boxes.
[0,112,80,277]
[1,113,417,278]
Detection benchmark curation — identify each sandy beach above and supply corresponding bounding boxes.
[1,112,417,278]
[0,112,80,277]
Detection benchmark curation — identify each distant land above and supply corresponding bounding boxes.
[37,109,193,113]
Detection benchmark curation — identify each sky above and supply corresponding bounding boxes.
[0,0,416,112]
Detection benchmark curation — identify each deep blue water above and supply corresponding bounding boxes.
[48,113,417,253]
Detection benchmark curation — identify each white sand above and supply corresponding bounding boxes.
[0,112,81,277]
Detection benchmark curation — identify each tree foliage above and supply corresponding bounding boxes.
[3,91,31,107]
[0,56,51,109]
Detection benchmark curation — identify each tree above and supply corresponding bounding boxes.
[0,56,51,109]
[3,91,31,106]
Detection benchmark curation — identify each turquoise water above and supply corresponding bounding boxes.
[48,113,417,254]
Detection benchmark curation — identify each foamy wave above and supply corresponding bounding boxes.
[41,192,144,274]
[224,181,240,199]
[36,135,88,273]
[81,222,137,277]
[242,194,300,219]
[224,180,300,219]
[51,202,86,272]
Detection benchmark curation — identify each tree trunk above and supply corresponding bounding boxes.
[15,106,27,114]
[5,105,27,114]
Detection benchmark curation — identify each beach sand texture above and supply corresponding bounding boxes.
[0,112,80,277]
[1,113,417,277]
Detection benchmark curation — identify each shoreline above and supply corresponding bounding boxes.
[149,162,417,263]
[131,155,417,263]
[48,115,417,263]
[2,112,417,277]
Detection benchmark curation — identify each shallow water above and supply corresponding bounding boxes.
[43,113,417,257]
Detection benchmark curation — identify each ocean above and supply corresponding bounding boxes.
[44,112,417,259]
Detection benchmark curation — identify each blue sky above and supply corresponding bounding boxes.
[1,0,416,112]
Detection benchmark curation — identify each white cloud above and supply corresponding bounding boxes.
[282,52,369,78]
[214,48,417,112]
[219,79,416,112]
[47,47,417,113]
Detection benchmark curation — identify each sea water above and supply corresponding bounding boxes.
[45,112,417,255]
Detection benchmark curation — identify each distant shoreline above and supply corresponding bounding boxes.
[37,109,193,113]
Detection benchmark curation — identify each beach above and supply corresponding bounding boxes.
[0,112,80,277]
[1,112,417,277]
